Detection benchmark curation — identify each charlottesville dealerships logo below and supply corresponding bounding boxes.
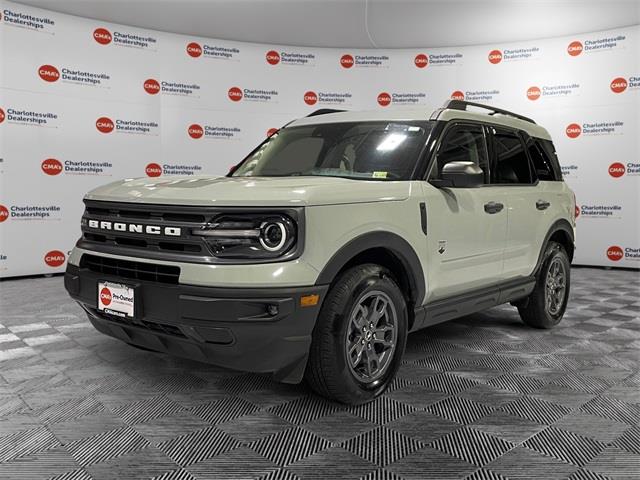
[188,124,204,138]
[303,90,352,106]
[188,123,241,140]
[606,246,623,261]
[38,64,60,82]
[94,27,157,49]
[0,108,5,123]
[1,107,59,127]
[567,41,583,56]
[451,91,465,100]
[377,92,391,107]
[93,28,112,44]
[38,63,111,87]
[266,50,315,66]
[526,86,541,100]
[610,77,627,93]
[304,91,318,105]
[340,53,389,68]
[228,87,243,102]
[186,41,239,60]
[96,116,158,135]
[414,54,428,68]
[0,205,8,223]
[608,162,625,178]
[267,128,278,137]
[227,86,278,102]
[100,287,112,305]
[144,78,160,95]
[44,250,65,267]
[145,163,162,177]
[377,91,427,106]
[41,158,62,175]
[488,50,502,64]
[565,124,581,138]
[96,117,114,133]
[1,8,55,32]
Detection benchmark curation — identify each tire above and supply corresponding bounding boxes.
[518,241,571,329]
[305,264,408,405]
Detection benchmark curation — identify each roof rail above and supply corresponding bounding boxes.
[443,99,536,124]
[306,109,346,117]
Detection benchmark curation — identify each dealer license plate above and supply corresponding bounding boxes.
[98,281,135,318]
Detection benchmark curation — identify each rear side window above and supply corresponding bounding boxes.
[525,135,556,181]
[537,139,562,180]
[492,128,534,184]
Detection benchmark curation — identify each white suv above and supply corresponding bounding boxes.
[64,100,576,405]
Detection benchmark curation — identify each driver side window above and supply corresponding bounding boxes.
[433,124,489,183]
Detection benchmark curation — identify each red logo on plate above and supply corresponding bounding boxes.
[228,87,243,102]
[377,92,391,107]
[100,287,112,305]
[38,64,60,82]
[566,123,581,138]
[41,158,63,175]
[188,123,204,139]
[414,54,428,68]
[266,50,280,65]
[567,41,583,56]
[610,77,627,93]
[340,54,354,68]
[145,162,162,177]
[0,205,8,223]
[608,162,626,178]
[304,91,318,105]
[451,91,465,101]
[527,86,541,101]
[0,108,4,123]
[488,50,502,64]
[186,42,202,57]
[144,78,160,95]
[606,246,624,261]
[44,250,66,267]
[267,128,278,137]
[96,116,114,133]
[93,27,112,45]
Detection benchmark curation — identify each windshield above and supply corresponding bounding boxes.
[232,121,434,180]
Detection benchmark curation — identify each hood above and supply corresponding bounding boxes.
[84,175,412,207]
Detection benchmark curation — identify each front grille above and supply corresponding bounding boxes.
[80,254,180,284]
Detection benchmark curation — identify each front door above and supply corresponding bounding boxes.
[422,122,508,301]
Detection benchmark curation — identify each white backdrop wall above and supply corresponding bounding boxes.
[0,0,638,277]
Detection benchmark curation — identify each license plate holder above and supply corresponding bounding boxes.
[97,281,136,318]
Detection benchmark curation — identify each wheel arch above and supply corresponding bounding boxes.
[315,231,426,329]
[534,219,575,275]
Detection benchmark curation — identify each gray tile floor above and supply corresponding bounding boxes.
[0,267,638,480]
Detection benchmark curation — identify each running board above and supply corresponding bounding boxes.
[412,277,535,331]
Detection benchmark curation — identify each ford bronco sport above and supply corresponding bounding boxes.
[65,100,575,405]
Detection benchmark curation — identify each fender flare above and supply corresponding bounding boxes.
[314,231,426,306]
[534,219,575,275]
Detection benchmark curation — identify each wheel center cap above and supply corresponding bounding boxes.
[365,331,373,341]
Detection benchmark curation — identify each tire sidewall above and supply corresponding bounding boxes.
[330,268,407,402]
[538,243,571,325]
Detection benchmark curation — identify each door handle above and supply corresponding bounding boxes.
[536,200,551,210]
[484,201,504,214]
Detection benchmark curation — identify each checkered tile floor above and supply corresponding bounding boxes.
[0,267,638,480]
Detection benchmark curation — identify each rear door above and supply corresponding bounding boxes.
[422,122,509,300]
[488,126,546,278]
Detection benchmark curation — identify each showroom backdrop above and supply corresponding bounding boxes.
[0,0,638,277]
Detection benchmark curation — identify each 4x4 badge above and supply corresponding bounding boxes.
[438,240,447,254]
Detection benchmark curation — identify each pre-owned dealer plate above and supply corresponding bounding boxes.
[98,281,135,318]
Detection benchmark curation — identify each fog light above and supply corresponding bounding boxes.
[267,304,279,316]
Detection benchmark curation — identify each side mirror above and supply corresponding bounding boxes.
[439,161,484,188]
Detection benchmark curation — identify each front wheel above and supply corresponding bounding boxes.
[518,241,571,329]
[305,264,408,405]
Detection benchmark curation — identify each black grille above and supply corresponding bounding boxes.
[80,254,180,285]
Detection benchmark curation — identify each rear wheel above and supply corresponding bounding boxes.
[305,264,408,405]
[518,241,570,329]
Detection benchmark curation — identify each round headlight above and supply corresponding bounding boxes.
[259,220,287,252]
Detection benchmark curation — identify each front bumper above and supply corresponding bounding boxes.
[64,264,328,383]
